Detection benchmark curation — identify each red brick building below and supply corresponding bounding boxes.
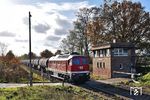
[91,43,135,79]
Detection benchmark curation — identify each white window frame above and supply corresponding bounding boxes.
[113,48,128,56]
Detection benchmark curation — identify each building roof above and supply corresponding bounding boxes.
[91,42,135,50]
[49,54,86,61]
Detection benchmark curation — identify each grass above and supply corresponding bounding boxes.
[20,65,49,83]
[138,72,150,84]
[0,64,49,83]
[125,72,150,93]
[0,85,104,100]
[129,72,150,86]
[90,73,106,80]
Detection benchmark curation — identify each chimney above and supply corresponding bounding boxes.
[113,39,116,43]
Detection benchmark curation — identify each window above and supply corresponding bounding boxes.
[82,58,88,64]
[113,48,128,56]
[72,58,80,65]
[120,63,123,69]
[99,62,102,68]
[98,49,108,57]
[106,49,110,56]
[95,50,99,57]
[97,62,99,68]
[103,49,106,57]
[97,62,105,68]
[103,62,105,68]
[93,51,96,57]
[100,50,103,57]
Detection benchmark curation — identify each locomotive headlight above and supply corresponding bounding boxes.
[72,73,75,76]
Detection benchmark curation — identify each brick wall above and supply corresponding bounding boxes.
[93,57,111,79]
[111,49,135,78]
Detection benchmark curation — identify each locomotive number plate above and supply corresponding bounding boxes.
[79,66,83,70]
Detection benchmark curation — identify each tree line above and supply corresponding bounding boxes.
[19,49,61,60]
[60,0,150,57]
[0,42,61,61]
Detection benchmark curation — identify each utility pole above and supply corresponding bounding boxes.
[29,11,33,86]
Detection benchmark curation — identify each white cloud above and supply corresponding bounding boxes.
[0,31,16,37]
[0,0,92,56]
[37,1,90,13]
[33,23,50,34]
[46,35,61,41]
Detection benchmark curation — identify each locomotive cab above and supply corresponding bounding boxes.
[68,56,90,83]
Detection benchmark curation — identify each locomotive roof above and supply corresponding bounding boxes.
[49,54,85,61]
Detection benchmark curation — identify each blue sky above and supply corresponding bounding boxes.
[137,0,150,11]
[0,0,149,56]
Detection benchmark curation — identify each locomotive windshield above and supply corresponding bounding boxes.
[81,58,88,64]
[72,57,88,65]
[72,58,80,65]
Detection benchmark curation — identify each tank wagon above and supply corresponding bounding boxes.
[21,54,90,83]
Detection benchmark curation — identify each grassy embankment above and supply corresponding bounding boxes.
[0,85,104,100]
[20,65,49,83]
[121,72,150,93]
[0,61,48,83]
[130,73,150,93]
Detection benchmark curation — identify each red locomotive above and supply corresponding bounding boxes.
[22,54,90,83]
[48,54,90,83]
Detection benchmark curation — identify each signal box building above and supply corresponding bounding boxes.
[91,43,135,79]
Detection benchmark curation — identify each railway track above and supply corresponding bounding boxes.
[70,83,120,100]
[77,80,150,100]
[23,65,150,100]
[77,81,131,100]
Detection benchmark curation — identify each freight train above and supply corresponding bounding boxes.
[21,54,90,83]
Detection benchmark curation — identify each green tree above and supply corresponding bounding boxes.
[19,54,29,60]
[6,50,15,60]
[29,52,37,59]
[75,8,94,56]
[87,0,150,51]
[55,50,62,55]
[40,49,53,58]
[60,30,79,53]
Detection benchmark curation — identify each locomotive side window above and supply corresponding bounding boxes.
[82,58,88,64]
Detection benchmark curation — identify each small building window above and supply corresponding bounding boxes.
[97,62,99,68]
[95,50,99,57]
[103,62,105,68]
[103,49,106,57]
[99,62,102,68]
[120,63,123,69]
[93,51,95,57]
[100,50,103,57]
[97,62,106,68]
[106,49,110,56]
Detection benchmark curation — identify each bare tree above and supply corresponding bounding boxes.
[60,31,79,53]
[0,42,7,57]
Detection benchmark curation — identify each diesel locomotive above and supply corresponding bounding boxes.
[21,54,90,83]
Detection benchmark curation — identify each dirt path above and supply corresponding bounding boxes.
[0,83,64,88]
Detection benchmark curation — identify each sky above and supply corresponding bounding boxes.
[0,0,149,56]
